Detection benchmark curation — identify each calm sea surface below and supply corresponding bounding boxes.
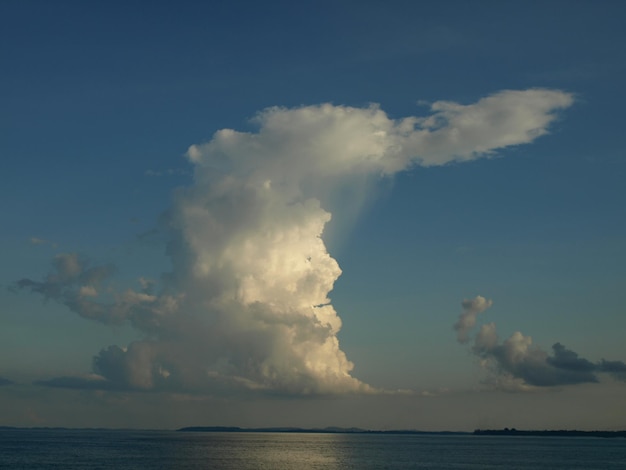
[1,429,625,469]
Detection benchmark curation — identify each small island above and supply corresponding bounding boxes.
[473,428,626,438]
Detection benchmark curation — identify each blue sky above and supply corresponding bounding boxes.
[1,0,625,430]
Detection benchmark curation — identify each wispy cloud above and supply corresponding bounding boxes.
[144,168,190,177]
[29,237,58,249]
[15,253,118,324]
[18,90,574,396]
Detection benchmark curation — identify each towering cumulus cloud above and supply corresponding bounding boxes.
[19,89,573,395]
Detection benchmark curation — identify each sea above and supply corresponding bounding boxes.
[1,429,626,469]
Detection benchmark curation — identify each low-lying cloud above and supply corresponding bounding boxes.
[17,89,574,395]
[455,297,626,390]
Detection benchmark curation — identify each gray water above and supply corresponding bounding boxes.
[1,429,626,469]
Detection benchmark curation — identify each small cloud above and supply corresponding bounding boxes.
[29,237,58,249]
[0,377,13,386]
[79,285,98,297]
[144,168,189,177]
[453,295,493,343]
[14,252,119,324]
[455,298,626,389]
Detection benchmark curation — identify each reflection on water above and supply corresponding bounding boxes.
[173,432,346,469]
[2,429,626,469]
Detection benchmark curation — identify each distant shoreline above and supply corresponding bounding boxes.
[473,428,626,438]
[2,426,624,438]
[177,426,468,435]
[178,426,626,438]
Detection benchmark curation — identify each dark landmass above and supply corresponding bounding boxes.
[177,426,468,435]
[178,426,626,438]
[474,428,626,438]
[2,425,624,438]
[0,426,143,431]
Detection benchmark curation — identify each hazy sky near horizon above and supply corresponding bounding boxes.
[2,0,626,431]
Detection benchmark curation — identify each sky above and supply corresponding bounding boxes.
[1,0,625,431]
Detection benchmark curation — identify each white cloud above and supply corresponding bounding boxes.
[411,89,574,165]
[19,89,574,395]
